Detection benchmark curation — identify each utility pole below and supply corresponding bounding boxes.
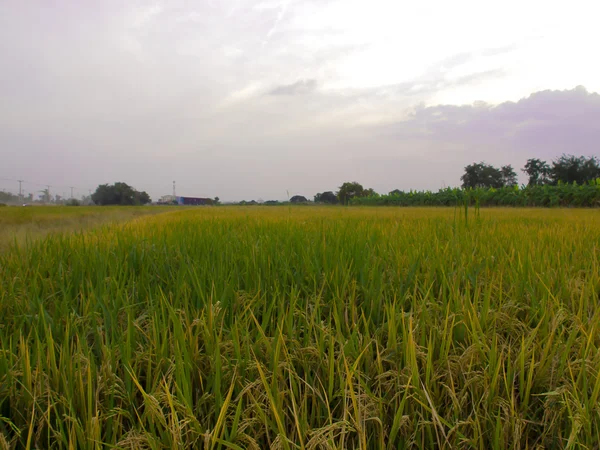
[173,180,176,197]
[17,179,23,201]
[46,185,51,203]
[70,186,74,199]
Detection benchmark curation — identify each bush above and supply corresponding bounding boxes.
[351,182,600,207]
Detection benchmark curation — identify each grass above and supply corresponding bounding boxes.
[0,205,175,252]
[0,206,599,448]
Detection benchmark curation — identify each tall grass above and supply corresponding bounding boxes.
[0,206,599,448]
[0,206,174,252]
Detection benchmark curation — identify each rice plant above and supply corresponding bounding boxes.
[0,206,599,448]
[0,205,173,253]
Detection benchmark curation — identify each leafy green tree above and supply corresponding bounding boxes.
[337,182,365,205]
[290,195,308,203]
[0,191,19,203]
[550,154,600,185]
[314,191,338,204]
[522,158,551,186]
[501,165,518,187]
[91,182,151,205]
[138,191,151,205]
[363,188,376,197]
[461,163,503,189]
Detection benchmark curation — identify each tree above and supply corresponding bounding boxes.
[522,158,550,186]
[389,189,402,196]
[500,165,518,187]
[461,163,503,189]
[550,154,600,185]
[80,194,93,206]
[290,195,308,203]
[581,156,600,182]
[0,191,19,204]
[39,188,51,203]
[363,188,376,197]
[91,182,151,206]
[137,191,151,205]
[337,182,365,205]
[214,196,220,205]
[314,191,338,204]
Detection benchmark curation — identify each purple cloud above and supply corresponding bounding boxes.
[384,86,600,160]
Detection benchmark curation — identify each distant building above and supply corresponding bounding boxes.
[159,195,177,204]
[157,194,214,206]
[176,196,214,206]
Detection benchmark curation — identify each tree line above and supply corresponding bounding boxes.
[461,154,600,189]
[92,154,598,208]
[0,190,92,206]
[0,182,151,206]
[307,154,600,207]
[351,183,600,207]
[8,154,594,208]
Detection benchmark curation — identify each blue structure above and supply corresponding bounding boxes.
[176,196,213,206]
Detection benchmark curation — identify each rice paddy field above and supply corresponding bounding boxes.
[0,206,599,449]
[0,206,174,253]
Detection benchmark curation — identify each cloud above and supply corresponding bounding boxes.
[265,0,291,38]
[481,44,519,57]
[268,79,318,96]
[1,1,600,201]
[452,69,506,86]
[132,4,163,28]
[378,86,600,164]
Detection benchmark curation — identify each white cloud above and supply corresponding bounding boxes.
[1,0,599,200]
[131,4,163,28]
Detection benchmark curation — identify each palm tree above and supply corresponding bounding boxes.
[39,188,51,203]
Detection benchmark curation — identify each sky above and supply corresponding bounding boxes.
[1,0,600,201]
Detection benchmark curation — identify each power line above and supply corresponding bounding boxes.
[0,176,93,193]
[1,177,98,204]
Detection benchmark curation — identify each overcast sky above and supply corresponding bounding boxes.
[1,0,599,201]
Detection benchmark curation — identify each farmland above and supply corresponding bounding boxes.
[0,205,174,253]
[0,206,599,448]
